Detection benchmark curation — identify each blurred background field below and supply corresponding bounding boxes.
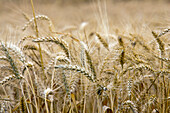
[0,0,170,41]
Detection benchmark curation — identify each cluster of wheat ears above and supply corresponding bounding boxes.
[0,0,170,113]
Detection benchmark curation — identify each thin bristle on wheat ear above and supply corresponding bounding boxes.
[22,15,53,32]
[54,65,94,82]
[32,37,70,58]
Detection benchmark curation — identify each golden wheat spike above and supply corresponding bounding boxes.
[18,36,36,46]
[0,56,8,61]
[0,75,16,85]
[54,64,94,82]
[1,42,21,78]
[22,15,53,32]
[33,36,70,58]
[3,42,26,63]
[95,32,109,51]
[157,28,170,38]
[85,50,97,80]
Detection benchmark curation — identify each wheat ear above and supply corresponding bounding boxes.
[1,42,21,78]
[95,32,109,51]
[54,65,94,82]
[118,36,125,69]
[22,15,53,32]
[0,56,8,61]
[0,75,16,85]
[85,50,97,80]
[157,27,170,38]
[5,42,26,63]
[18,36,36,45]
[122,100,138,113]
[33,37,70,58]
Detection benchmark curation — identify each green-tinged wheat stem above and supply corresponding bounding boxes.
[33,37,70,58]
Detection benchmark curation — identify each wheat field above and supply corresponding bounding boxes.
[0,0,170,113]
